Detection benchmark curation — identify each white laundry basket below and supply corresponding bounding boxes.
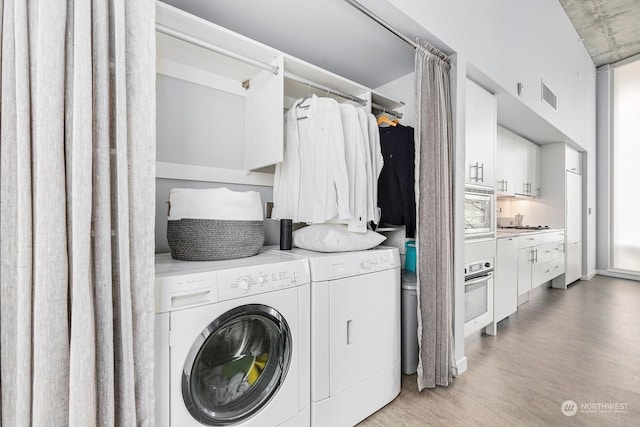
[166,188,264,261]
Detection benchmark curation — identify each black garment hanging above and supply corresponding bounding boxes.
[377,124,416,238]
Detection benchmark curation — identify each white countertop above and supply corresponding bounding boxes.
[496,228,565,239]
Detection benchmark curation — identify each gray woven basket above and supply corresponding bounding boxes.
[167,219,264,261]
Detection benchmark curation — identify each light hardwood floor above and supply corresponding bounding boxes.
[360,275,640,426]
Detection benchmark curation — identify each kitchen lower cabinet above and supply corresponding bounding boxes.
[516,232,565,297]
[566,241,582,284]
[517,247,534,296]
[495,238,518,321]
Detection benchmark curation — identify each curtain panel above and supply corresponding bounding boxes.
[414,40,457,390]
[0,0,156,425]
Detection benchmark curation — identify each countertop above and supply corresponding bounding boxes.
[496,228,565,239]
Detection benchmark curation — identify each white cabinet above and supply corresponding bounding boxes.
[525,141,541,197]
[566,241,582,284]
[465,79,496,187]
[516,231,565,297]
[496,127,516,195]
[496,126,540,197]
[565,145,581,175]
[495,238,518,322]
[565,171,582,284]
[517,247,534,296]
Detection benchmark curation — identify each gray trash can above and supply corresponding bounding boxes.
[401,269,418,375]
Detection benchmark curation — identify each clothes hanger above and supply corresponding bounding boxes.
[377,112,397,127]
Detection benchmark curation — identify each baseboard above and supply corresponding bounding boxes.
[596,269,640,282]
[455,356,468,376]
[581,271,597,281]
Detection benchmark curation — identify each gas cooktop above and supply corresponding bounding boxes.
[499,225,550,231]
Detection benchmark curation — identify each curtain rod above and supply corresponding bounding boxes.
[284,72,368,107]
[344,0,418,50]
[156,24,280,75]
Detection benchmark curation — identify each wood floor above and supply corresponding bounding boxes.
[359,275,640,426]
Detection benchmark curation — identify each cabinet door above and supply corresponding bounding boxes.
[496,127,515,195]
[566,241,582,285]
[565,145,581,175]
[496,238,518,322]
[517,247,533,296]
[566,171,582,244]
[465,79,496,187]
[528,143,541,197]
[513,135,528,195]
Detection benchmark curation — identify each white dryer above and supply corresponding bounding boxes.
[154,251,311,427]
[266,246,401,427]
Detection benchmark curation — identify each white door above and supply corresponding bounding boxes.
[566,172,582,244]
[329,269,400,396]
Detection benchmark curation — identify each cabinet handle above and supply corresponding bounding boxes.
[505,179,508,193]
[470,163,479,181]
[529,249,535,263]
[478,163,484,182]
[534,248,538,263]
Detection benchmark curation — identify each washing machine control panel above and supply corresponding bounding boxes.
[217,259,310,301]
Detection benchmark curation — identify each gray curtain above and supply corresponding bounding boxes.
[1,0,156,425]
[414,40,457,390]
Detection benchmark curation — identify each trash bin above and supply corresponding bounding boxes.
[401,269,418,375]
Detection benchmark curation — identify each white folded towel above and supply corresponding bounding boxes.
[168,187,263,221]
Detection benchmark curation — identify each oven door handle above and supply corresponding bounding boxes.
[464,272,494,286]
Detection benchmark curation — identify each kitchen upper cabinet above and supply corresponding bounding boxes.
[496,127,516,196]
[525,140,541,197]
[465,79,496,187]
[496,126,540,197]
[565,145,581,175]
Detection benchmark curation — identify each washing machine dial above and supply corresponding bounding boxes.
[361,260,371,270]
[258,275,265,284]
[238,279,250,292]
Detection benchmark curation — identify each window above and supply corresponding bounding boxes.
[612,59,640,273]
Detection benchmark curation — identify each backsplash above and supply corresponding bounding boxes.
[496,197,564,229]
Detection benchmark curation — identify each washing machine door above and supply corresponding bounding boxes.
[182,304,292,425]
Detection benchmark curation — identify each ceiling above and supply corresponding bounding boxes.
[559,0,640,66]
[161,0,440,89]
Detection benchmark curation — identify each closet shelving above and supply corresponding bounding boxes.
[156,1,405,186]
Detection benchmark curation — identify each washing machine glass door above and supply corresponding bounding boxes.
[182,304,292,425]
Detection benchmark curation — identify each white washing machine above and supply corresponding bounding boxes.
[266,246,401,427]
[154,251,311,427]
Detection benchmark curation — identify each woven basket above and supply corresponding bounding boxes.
[167,218,264,261]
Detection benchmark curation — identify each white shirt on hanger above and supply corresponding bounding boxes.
[273,94,351,224]
[367,113,384,224]
[338,103,368,233]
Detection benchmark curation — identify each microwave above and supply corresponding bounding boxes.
[464,186,495,240]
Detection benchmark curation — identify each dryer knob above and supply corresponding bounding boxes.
[238,280,249,292]
[258,276,265,284]
[361,261,371,270]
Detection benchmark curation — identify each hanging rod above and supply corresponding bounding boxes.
[344,0,418,50]
[370,102,403,119]
[284,72,368,106]
[156,24,280,75]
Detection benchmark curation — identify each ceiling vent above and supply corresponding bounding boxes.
[541,81,557,111]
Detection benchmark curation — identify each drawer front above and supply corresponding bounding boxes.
[543,231,565,244]
[517,234,543,249]
[539,260,565,284]
[536,242,562,264]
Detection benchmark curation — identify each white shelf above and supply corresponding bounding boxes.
[156,161,274,187]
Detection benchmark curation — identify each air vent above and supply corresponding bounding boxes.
[541,81,557,111]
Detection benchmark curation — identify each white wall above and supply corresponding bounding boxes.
[376,71,415,128]
[596,66,611,271]
[386,0,597,275]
